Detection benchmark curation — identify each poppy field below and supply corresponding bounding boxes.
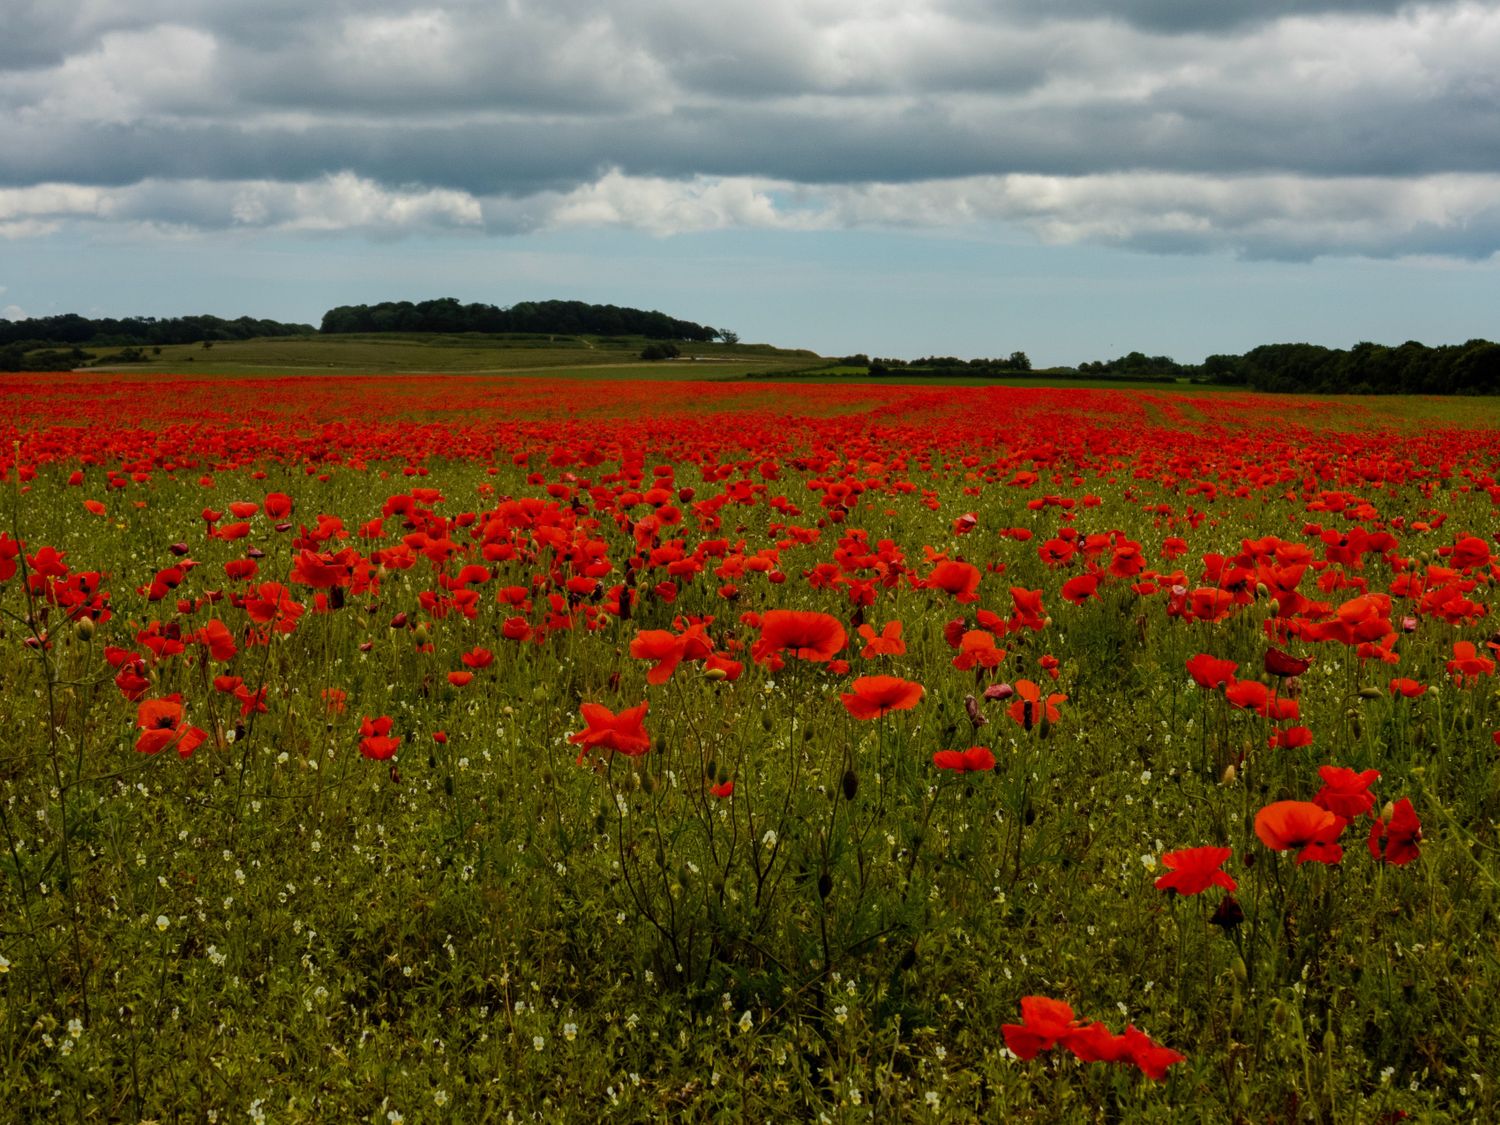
[2,372,1499,1121]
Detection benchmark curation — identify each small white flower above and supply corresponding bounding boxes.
[533,1035,545,1051]
[563,1023,578,1042]
[67,1018,83,1038]
[0,953,10,974]
[925,1091,940,1111]
[433,1090,449,1107]
[155,915,170,933]
[761,829,778,847]
[737,1010,753,1033]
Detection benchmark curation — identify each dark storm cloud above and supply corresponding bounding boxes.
[2,0,1499,259]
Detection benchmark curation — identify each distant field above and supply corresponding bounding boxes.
[77,332,821,378]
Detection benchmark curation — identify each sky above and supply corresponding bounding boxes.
[2,0,1499,366]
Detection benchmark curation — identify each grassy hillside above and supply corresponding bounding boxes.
[72,332,822,379]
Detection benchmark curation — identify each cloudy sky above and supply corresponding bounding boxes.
[3,0,1499,364]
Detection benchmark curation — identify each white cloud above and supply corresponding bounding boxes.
[3,168,1499,261]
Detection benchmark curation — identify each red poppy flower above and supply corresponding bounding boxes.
[1007,679,1066,730]
[752,610,846,664]
[1154,846,1237,896]
[932,746,996,773]
[1389,677,1426,698]
[1254,801,1346,865]
[1313,766,1380,819]
[703,652,743,681]
[952,629,1006,671]
[924,560,981,603]
[1268,725,1314,749]
[1447,640,1495,686]
[447,670,474,687]
[709,779,735,798]
[857,620,906,658]
[569,701,651,763]
[1264,647,1312,677]
[1368,798,1421,865]
[135,696,208,758]
[1002,996,1079,1060]
[359,715,401,760]
[840,675,924,720]
[461,646,494,669]
[1187,653,1237,690]
[1060,573,1100,605]
[631,629,687,684]
[1121,1025,1187,1081]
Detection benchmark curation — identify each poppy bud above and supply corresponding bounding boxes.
[1380,799,1396,822]
[817,872,832,900]
[74,616,95,642]
[842,769,858,801]
[413,623,431,643]
[705,758,717,780]
[169,542,191,557]
[1323,1029,1336,1056]
[1221,763,1237,786]
[704,666,727,681]
[1358,686,1383,700]
[984,682,1014,701]
[644,773,660,795]
[964,694,987,728]
[1230,953,1248,981]
[1038,716,1052,739]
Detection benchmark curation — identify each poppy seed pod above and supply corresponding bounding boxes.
[842,769,859,801]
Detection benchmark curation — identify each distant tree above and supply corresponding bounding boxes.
[1007,351,1032,372]
[640,342,681,361]
[718,329,740,345]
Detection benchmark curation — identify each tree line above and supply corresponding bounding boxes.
[318,298,722,342]
[1079,340,1500,395]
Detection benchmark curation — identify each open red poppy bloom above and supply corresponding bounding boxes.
[1389,677,1426,698]
[461,646,494,669]
[1154,846,1237,896]
[569,701,651,763]
[1187,653,1238,690]
[1007,679,1066,730]
[1002,996,1079,1060]
[924,559,981,603]
[952,629,1006,671]
[1368,797,1422,865]
[1254,800,1346,865]
[752,610,846,664]
[1313,765,1380,818]
[857,620,906,658]
[932,746,996,773]
[135,696,208,758]
[359,715,401,760]
[841,675,924,720]
[630,629,686,684]
[1447,640,1495,686]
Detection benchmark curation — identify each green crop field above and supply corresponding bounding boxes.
[77,333,822,379]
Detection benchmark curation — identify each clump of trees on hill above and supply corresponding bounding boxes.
[318,298,721,342]
[1199,340,1500,395]
[0,314,314,369]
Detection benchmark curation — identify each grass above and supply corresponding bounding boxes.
[1,377,1498,1120]
[77,333,820,379]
